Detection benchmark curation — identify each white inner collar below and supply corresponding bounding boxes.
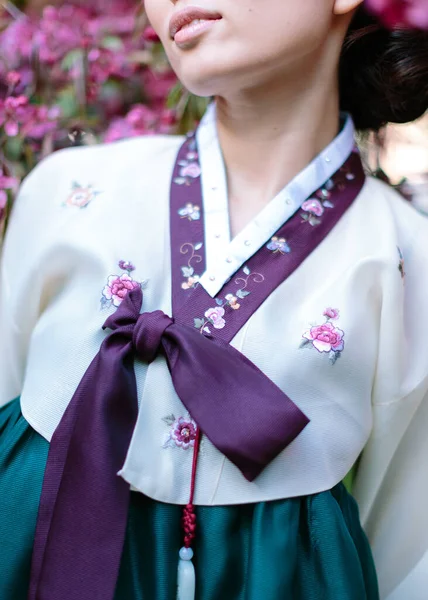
[196,102,356,297]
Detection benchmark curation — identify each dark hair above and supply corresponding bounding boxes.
[339,7,428,131]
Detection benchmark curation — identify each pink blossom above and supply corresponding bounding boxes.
[0,169,18,192]
[205,307,226,329]
[6,71,21,86]
[171,417,197,449]
[323,308,340,320]
[303,322,345,353]
[180,163,201,179]
[65,186,95,208]
[143,27,160,43]
[0,191,7,209]
[302,198,325,217]
[365,0,428,29]
[0,191,7,224]
[102,273,140,307]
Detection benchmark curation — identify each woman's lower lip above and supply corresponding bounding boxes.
[174,19,220,48]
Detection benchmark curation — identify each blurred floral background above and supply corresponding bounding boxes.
[0,0,209,236]
[1,0,428,238]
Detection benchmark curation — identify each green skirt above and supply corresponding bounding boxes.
[0,399,379,600]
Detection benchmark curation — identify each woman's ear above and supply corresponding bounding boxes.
[333,0,364,16]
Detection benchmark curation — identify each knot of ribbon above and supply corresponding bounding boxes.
[133,310,173,362]
[30,286,309,600]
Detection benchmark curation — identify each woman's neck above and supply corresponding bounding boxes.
[215,65,341,238]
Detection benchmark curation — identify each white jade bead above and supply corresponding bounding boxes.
[179,547,194,561]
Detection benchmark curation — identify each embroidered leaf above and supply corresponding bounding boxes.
[236,289,250,299]
[178,160,188,166]
[309,216,321,226]
[100,297,112,310]
[299,339,312,349]
[216,298,224,306]
[323,200,334,209]
[140,279,149,290]
[194,242,203,251]
[162,414,176,426]
[329,351,341,365]
[163,436,175,449]
[194,318,205,329]
[181,266,194,277]
[203,327,211,334]
[174,177,187,185]
[71,181,80,189]
[243,266,251,275]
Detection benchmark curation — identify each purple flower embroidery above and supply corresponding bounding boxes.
[267,236,291,254]
[300,308,344,364]
[178,203,201,221]
[205,306,226,329]
[323,307,339,320]
[163,415,198,450]
[100,260,148,309]
[64,182,101,208]
[118,260,135,272]
[174,143,202,186]
[180,242,203,289]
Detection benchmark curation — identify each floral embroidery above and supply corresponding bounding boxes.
[64,181,102,208]
[398,247,405,279]
[300,174,351,226]
[180,242,203,289]
[323,307,339,320]
[173,140,201,185]
[267,236,291,254]
[225,293,240,310]
[162,414,198,450]
[178,203,201,221]
[193,266,264,334]
[100,260,148,309]
[300,308,344,365]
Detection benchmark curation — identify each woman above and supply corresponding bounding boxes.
[1,1,428,599]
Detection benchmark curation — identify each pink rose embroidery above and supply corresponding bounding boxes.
[100,260,148,309]
[300,308,345,364]
[65,182,101,208]
[303,322,345,353]
[163,414,198,450]
[302,199,324,217]
[102,274,140,307]
[180,163,201,179]
[204,306,226,329]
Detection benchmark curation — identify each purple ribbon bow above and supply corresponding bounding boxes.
[29,286,308,600]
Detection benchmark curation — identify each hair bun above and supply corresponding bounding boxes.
[340,8,428,131]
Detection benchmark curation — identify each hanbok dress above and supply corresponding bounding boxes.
[1,103,428,600]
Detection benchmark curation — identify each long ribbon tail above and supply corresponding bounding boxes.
[163,326,309,482]
[29,332,138,600]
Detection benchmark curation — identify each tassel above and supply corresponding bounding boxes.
[176,547,195,600]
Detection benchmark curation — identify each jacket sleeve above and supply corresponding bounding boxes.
[354,214,428,600]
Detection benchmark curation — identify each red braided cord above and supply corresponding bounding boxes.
[182,427,202,548]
